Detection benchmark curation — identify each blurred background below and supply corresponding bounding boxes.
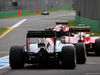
[0,0,100,32]
[74,0,100,32]
[0,0,73,11]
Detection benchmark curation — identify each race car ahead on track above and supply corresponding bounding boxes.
[9,30,86,69]
[46,21,100,56]
[45,21,69,32]
[41,10,49,15]
[68,26,100,56]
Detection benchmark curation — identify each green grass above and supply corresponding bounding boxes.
[91,31,100,36]
[0,28,8,35]
[68,20,78,26]
[68,20,100,36]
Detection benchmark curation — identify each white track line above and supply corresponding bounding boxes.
[0,55,9,69]
[0,19,27,68]
[0,19,27,38]
[0,64,9,69]
[12,19,27,28]
[0,55,9,60]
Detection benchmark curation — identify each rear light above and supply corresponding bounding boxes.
[90,44,92,48]
[88,43,92,48]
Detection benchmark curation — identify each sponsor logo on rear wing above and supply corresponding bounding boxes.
[27,30,72,38]
[69,26,91,32]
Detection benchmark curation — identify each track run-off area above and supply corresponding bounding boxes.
[0,11,100,75]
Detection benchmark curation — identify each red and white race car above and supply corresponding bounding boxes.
[46,21,100,56]
[66,26,100,56]
[45,21,69,32]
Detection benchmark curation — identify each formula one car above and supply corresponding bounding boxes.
[46,21,100,56]
[41,10,49,15]
[68,26,100,56]
[9,30,86,69]
[45,21,69,32]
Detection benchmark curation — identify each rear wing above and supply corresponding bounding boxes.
[69,26,91,33]
[27,31,69,38]
[56,21,68,25]
[27,30,70,53]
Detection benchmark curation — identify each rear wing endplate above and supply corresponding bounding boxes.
[69,26,91,32]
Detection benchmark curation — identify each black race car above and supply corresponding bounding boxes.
[9,30,86,69]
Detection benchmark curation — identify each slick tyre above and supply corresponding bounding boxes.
[9,46,25,69]
[47,13,49,15]
[75,43,86,64]
[41,13,44,15]
[62,46,76,69]
[95,39,100,56]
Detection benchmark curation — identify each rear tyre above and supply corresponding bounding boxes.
[9,46,25,69]
[75,43,86,64]
[41,13,43,15]
[47,13,49,15]
[62,46,76,69]
[95,39,100,56]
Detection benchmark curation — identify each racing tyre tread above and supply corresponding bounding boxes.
[95,39,100,56]
[62,46,76,69]
[75,43,86,64]
[9,46,25,69]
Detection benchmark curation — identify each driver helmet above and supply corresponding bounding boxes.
[61,36,66,43]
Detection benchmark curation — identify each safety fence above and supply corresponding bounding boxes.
[0,0,73,11]
[0,0,73,17]
[74,0,100,32]
[0,8,73,18]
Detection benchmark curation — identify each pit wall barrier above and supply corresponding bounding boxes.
[75,16,100,32]
[0,8,74,18]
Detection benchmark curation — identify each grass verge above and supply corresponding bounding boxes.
[68,20,100,36]
[0,28,8,35]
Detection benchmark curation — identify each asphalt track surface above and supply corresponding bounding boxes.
[0,11,100,75]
